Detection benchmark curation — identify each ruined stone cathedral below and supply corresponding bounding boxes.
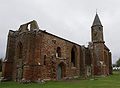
[2,13,112,82]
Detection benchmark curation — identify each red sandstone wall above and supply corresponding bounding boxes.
[32,31,81,80]
[93,42,105,75]
[2,28,112,81]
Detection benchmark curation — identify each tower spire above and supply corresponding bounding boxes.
[92,13,102,26]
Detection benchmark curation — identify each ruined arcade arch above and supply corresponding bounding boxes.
[15,41,23,82]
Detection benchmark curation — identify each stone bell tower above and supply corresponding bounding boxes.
[91,13,105,76]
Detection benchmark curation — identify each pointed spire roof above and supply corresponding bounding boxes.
[92,13,102,26]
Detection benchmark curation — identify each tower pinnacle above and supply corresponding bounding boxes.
[92,13,102,26]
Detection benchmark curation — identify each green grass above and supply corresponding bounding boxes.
[0,71,120,88]
[0,72,1,76]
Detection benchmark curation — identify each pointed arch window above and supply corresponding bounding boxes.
[44,55,46,65]
[56,47,61,58]
[71,46,77,67]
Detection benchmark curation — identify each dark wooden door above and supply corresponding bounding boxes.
[57,65,62,80]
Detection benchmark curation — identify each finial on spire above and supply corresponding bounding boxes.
[96,9,98,14]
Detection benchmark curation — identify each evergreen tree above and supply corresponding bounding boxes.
[116,58,120,67]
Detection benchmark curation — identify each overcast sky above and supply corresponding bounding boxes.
[0,0,120,64]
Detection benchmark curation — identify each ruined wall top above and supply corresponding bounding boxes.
[18,20,39,32]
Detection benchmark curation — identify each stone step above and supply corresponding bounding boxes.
[0,77,7,82]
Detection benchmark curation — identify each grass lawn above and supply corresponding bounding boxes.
[0,71,120,88]
[0,72,1,76]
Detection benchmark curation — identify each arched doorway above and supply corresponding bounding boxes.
[57,65,62,79]
[57,62,66,80]
[71,46,77,67]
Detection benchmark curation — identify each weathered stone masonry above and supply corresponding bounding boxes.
[2,14,112,82]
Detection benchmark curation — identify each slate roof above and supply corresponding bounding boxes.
[92,13,102,26]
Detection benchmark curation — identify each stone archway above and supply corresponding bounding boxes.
[57,62,66,80]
